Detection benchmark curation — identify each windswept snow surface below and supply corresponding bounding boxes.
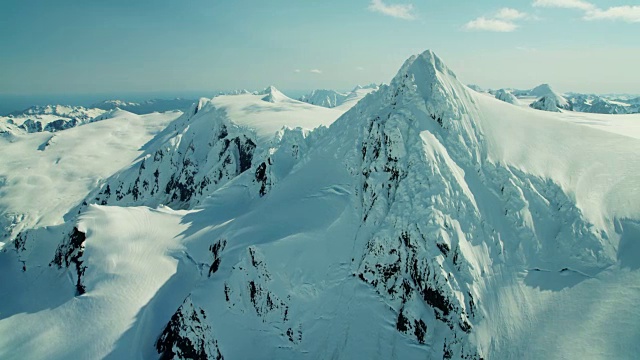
[0,110,180,242]
[1,51,640,360]
[212,87,344,141]
[0,205,192,359]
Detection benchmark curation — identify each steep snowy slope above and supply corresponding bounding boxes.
[1,51,640,360]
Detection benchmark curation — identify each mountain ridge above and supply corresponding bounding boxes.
[1,49,639,360]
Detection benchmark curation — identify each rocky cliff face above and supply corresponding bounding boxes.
[90,100,258,210]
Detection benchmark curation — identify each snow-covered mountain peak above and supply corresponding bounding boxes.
[395,50,457,82]
[4,49,640,360]
[259,86,289,103]
[494,89,520,105]
[529,83,554,97]
[385,49,477,131]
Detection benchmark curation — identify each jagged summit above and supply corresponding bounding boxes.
[395,50,458,81]
[390,50,460,94]
[385,49,476,128]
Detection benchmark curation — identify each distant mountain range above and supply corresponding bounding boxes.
[298,84,380,109]
[474,84,640,114]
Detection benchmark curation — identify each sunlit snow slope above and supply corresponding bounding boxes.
[1,51,639,360]
[0,110,180,244]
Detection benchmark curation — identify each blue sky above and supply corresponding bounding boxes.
[1,0,639,95]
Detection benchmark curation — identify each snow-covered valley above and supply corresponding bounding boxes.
[1,50,639,360]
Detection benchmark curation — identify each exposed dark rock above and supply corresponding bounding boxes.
[51,227,87,296]
[437,243,450,256]
[414,319,427,344]
[156,297,224,360]
[208,239,226,276]
[255,162,268,196]
[396,310,409,333]
[422,285,451,317]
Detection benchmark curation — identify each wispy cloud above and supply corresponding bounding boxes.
[293,69,301,73]
[534,0,640,23]
[356,66,365,71]
[532,0,595,11]
[368,0,415,20]
[465,17,518,32]
[310,69,322,74]
[464,8,529,32]
[495,8,528,20]
[584,6,640,22]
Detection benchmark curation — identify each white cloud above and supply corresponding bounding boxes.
[584,6,640,22]
[464,7,531,32]
[368,0,415,20]
[495,8,528,20]
[534,0,640,23]
[532,0,595,11]
[356,66,365,71]
[293,69,301,73]
[465,17,518,32]
[310,69,322,74]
